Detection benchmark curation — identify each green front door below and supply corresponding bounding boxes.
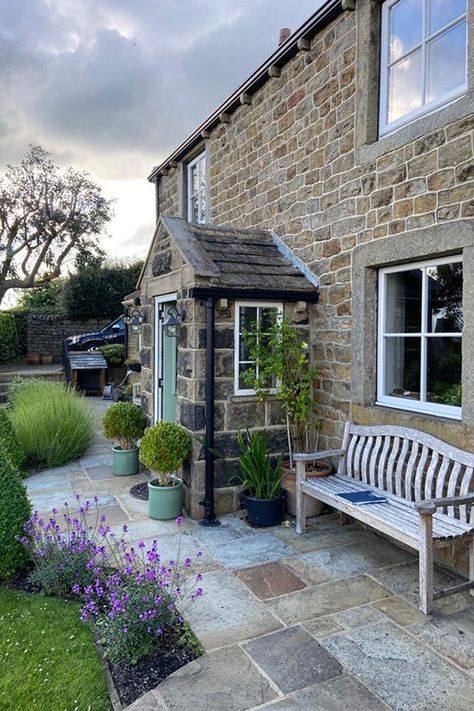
[161,302,177,422]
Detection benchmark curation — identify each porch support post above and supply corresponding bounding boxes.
[200,297,220,526]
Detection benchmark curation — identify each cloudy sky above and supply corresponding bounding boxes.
[1,0,322,259]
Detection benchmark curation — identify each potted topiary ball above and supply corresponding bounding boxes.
[103,402,147,476]
[139,422,192,520]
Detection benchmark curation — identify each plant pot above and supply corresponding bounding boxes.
[112,446,139,476]
[26,353,40,365]
[127,362,141,373]
[148,477,183,520]
[244,493,285,527]
[40,354,53,364]
[281,460,332,518]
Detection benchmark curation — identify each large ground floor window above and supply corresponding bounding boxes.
[377,255,463,419]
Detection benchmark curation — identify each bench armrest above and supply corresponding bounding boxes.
[293,449,345,462]
[415,494,474,515]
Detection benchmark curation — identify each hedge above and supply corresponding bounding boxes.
[0,457,31,580]
[0,313,19,362]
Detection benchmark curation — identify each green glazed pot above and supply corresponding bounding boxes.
[112,446,139,476]
[148,477,183,520]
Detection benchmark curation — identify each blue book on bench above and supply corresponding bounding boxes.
[336,490,387,505]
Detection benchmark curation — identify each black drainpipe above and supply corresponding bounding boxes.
[200,297,220,526]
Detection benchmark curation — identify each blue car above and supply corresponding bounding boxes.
[67,316,125,351]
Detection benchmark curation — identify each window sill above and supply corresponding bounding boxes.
[356,90,473,166]
[375,400,462,422]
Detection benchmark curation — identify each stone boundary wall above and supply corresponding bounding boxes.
[27,314,110,361]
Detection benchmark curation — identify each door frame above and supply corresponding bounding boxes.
[153,293,178,423]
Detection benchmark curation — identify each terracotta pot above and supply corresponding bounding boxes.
[281,460,333,518]
[40,354,53,364]
[26,353,41,365]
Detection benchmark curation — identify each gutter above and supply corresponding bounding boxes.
[148,0,345,182]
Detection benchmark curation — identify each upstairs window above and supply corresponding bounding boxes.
[187,151,207,224]
[377,256,463,419]
[380,0,467,135]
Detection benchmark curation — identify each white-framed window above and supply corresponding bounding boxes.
[379,0,468,136]
[377,255,463,419]
[234,301,283,396]
[187,151,207,224]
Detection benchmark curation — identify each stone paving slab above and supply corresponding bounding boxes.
[333,604,387,629]
[243,625,342,694]
[133,532,219,573]
[409,608,474,669]
[369,561,464,610]
[292,539,414,583]
[320,621,474,711]
[84,464,116,480]
[252,674,391,710]
[235,561,307,600]
[192,528,296,570]
[28,486,76,513]
[154,644,278,711]
[273,518,377,553]
[181,570,282,650]
[266,575,391,625]
[371,597,426,626]
[302,616,345,639]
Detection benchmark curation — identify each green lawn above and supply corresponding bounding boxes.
[0,587,111,711]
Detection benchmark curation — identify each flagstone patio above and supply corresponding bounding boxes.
[25,399,474,711]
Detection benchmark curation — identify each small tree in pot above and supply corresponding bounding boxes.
[242,317,330,517]
[103,402,146,476]
[139,422,192,520]
[237,429,284,527]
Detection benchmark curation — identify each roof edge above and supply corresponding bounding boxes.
[270,231,320,288]
[148,0,344,182]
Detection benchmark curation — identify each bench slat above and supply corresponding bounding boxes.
[395,438,410,498]
[447,462,463,517]
[460,467,474,523]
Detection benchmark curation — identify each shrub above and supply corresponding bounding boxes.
[8,309,28,355]
[0,408,26,474]
[236,429,284,500]
[21,500,203,664]
[22,498,112,596]
[9,380,95,467]
[0,312,19,362]
[98,343,125,366]
[0,458,31,579]
[139,423,192,486]
[103,402,146,450]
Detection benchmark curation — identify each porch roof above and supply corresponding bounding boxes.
[161,216,319,301]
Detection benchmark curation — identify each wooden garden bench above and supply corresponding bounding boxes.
[295,422,474,614]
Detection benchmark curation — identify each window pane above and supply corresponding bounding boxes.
[191,193,199,223]
[427,262,463,332]
[389,0,423,61]
[239,362,256,390]
[260,307,279,333]
[385,336,421,399]
[426,21,467,104]
[384,336,421,400]
[239,337,250,361]
[387,49,422,123]
[239,306,257,333]
[427,337,462,405]
[385,269,422,333]
[428,0,466,35]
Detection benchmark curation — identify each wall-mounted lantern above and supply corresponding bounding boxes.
[163,305,185,338]
[124,297,146,335]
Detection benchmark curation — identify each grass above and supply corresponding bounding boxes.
[9,379,95,468]
[0,587,111,711]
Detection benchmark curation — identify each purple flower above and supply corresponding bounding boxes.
[175,516,184,527]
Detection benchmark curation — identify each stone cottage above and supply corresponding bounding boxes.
[135,0,474,541]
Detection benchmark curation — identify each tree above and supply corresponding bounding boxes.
[61,260,143,320]
[0,145,113,306]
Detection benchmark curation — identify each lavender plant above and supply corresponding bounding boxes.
[21,500,204,665]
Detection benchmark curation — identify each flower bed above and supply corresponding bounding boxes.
[6,499,203,707]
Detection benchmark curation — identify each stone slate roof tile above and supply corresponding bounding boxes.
[161,215,318,295]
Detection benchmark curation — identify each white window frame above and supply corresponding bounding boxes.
[234,301,283,396]
[187,151,207,224]
[379,0,468,136]
[377,255,463,420]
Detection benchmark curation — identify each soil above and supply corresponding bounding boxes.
[110,626,199,707]
[5,564,42,595]
[129,481,149,500]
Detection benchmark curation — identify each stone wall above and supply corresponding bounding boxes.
[27,314,110,361]
[157,3,474,454]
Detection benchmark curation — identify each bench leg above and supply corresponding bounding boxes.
[470,538,474,598]
[295,460,306,535]
[339,512,350,526]
[419,512,433,615]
